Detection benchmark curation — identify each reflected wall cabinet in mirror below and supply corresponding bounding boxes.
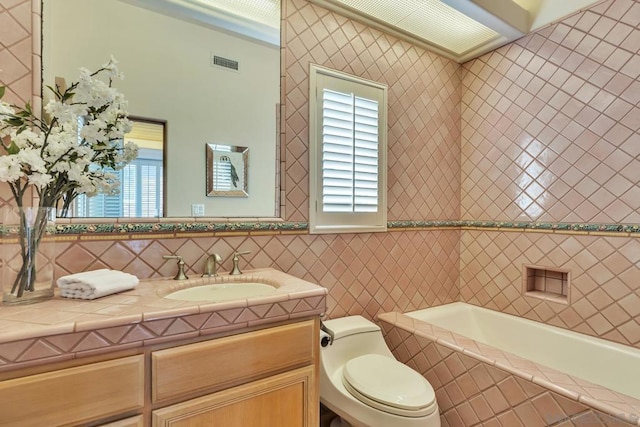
[42,0,281,219]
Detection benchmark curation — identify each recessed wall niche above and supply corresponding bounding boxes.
[523,265,570,304]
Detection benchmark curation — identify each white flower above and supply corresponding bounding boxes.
[0,57,138,211]
[12,129,44,149]
[28,173,53,188]
[18,148,47,173]
[0,155,23,182]
[119,141,139,163]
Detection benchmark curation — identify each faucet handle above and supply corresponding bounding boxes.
[230,251,251,275]
[163,255,189,280]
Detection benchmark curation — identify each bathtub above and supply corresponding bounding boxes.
[378,303,640,426]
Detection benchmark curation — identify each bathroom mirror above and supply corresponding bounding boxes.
[42,0,281,219]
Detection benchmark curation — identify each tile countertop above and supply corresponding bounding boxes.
[0,268,327,372]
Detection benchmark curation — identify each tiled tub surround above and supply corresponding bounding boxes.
[459,0,640,352]
[0,268,326,372]
[460,229,640,350]
[378,310,640,427]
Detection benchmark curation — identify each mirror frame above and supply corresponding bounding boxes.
[37,1,294,234]
[206,144,249,198]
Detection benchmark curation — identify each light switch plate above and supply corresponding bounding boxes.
[191,204,205,216]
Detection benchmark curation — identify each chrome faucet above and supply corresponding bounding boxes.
[163,255,188,280]
[202,253,223,277]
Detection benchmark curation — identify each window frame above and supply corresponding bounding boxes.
[309,64,388,234]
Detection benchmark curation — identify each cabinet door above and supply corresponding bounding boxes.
[152,366,317,427]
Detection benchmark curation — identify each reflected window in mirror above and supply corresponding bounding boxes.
[69,118,165,218]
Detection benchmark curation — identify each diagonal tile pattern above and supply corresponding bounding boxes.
[379,314,639,426]
[0,0,38,214]
[0,270,327,369]
[0,294,326,368]
[54,229,460,321]
[461,0,640,224]
[0,2,639,424]
[457,0,640,355]
[283,0,461,222]
[460,229,640,348]
[0,0,32,106]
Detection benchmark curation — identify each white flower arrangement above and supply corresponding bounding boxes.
[0,58,138,300]
[0,57,138,214]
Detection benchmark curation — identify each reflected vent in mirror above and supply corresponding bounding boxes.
[212,55,239,71]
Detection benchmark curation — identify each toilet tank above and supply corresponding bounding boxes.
[321,316,395,370]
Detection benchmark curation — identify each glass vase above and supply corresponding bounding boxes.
[1,206,56,305]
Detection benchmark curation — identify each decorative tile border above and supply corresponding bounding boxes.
[390,220,640,238]
[3,219,640,240]
[389,220,640,234]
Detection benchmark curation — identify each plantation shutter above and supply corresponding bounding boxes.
[310,65,387,234]
[322,89,379,213]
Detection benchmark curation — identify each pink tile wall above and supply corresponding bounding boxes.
[0,0,33,107]
[283,0,461,222]
[5,0,637,355]
[53,230,460,320]
[460,0,640,348]
[461,229,640,348]
[0,0,38,212]
[0,0,461,321]
[461,0,639,223]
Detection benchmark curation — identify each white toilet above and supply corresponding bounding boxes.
[319,316,440,427]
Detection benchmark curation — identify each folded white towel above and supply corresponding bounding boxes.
[57,269,139,299]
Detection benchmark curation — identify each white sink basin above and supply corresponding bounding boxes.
[164,282,277,302]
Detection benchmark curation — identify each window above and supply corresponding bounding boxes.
[309,65,387,233]
[75,148,163,218]
[72,118,165,218]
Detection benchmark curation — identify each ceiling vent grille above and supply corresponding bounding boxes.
[212,55,239,71]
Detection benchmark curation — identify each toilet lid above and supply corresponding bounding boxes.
[342,354,436,417]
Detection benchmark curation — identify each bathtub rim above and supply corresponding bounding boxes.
[378,305,640,427]
[406,301,640,358]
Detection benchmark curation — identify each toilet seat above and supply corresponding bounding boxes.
[342,354,437,418]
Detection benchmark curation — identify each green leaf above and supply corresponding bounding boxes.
[0,86,5,99]
[62,91,75,102]
[7,141,19,155]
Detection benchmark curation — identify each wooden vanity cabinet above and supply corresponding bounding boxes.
[0,317,319,427]
[151,319,319,427]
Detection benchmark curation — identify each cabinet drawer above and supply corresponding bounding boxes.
[152,320,315,403]
[0,355,145,427]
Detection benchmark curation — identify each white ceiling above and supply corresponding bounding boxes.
[309,0,603,62]
[121,0,602,62]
